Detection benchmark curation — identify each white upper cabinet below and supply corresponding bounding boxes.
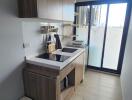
[47,0,63,20]
[18,0,75,21]
[37,0,48,19]
[63,0,75,21]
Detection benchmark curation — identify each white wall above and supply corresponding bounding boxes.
[22,21,45,58]
[22,21,63,57]
[0,0,25,100]
[121,9,132,100]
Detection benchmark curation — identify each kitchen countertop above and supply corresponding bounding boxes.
[26,47,85,70]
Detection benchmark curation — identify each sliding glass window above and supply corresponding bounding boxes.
[88,4,107,67]
[103,3,127,70]
[75,1,128,74]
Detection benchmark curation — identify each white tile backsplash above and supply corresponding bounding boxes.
[22,21,64,58]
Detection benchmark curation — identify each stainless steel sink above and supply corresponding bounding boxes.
[61,48,77,53]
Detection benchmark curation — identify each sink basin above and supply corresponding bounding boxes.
[61,48,77,53]
[37,53,70,62]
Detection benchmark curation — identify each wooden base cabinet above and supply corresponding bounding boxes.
[23,52,84,100]
[75,53,84,87]
[23,71,60,100]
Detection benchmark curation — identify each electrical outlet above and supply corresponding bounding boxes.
[23,43,30,48]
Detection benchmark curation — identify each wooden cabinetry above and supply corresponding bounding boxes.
[24,71,60,100]
[18,0,74,21]
[18,0,38,17]
[74,53,84,87]
[23,52,84,100]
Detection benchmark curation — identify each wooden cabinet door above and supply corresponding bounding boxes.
[62,0,75,21]
[23,70,60,100]
[75,52,85,87]
[18,0,38,18]
[47,0,62,20]
[37,0,48,18]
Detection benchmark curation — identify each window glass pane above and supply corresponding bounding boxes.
[107,4,127,27]
[76,6,90,44]
[88,4,107,67]
[103,3,127,70]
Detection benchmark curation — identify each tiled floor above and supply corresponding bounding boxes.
[71,70,122,100]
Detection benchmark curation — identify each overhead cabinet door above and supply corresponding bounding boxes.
[37,0,48,19]
[48,0,63,20]
[18,0,75,21]
[63,0,75,21]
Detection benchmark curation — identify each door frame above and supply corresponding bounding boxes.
[74,0,132,74]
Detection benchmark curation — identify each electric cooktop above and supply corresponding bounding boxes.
[37,53,70,62]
